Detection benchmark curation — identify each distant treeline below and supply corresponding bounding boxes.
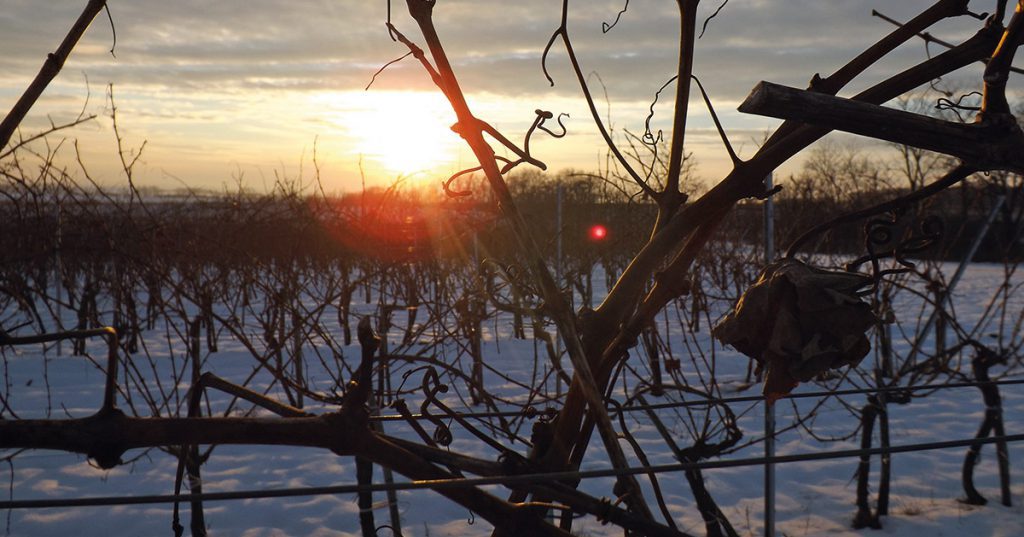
[2,171,1021,274]
[768,181,1024,263]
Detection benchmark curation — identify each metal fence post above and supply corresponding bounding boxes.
[764,173,776,537]
[905,194,1006,366]
[555,182,564,398]
[770,174,774,532]
[55,199,63,355]
[765,402,776,537]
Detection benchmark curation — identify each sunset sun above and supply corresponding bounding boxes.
[328,91,464,178]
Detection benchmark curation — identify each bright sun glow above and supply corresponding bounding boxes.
[322,91,464,178]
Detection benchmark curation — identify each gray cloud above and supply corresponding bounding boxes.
[2,1,986,99]
[0,1,1000,189]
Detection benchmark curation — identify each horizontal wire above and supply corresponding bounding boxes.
[3,431,1022,510]
[369,377,1024,422]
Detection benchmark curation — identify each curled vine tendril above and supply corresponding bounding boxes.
[936,91,983,122]
[847,210,945,295]
[700,0,730,39]
[602,0,631,33]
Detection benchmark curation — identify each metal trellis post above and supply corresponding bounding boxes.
[906,194,1006,366]
[764,173,776,537]
[555,181,564,398]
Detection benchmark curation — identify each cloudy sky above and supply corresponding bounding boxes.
[0,1,992,193]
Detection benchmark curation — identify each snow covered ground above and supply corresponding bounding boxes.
[3,261,1024,536]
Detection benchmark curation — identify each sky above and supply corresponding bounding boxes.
[0,1,992,194]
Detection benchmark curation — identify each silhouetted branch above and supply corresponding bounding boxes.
[0,0,108,149]
[739,81,1024,171]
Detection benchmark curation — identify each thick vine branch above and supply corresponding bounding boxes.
[658,0,700,232]
[539,7,1003,499]
[397,0,655,521]
[980,0,1024,116]
[592,0,982,354]
[739,81,1024,172]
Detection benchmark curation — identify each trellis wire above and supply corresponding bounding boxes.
[3,431,1022,510]
[366,377,1024,422]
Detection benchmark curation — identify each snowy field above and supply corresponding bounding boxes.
[3,261,1024,536]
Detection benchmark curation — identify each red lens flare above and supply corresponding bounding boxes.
[314,194,492,262]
